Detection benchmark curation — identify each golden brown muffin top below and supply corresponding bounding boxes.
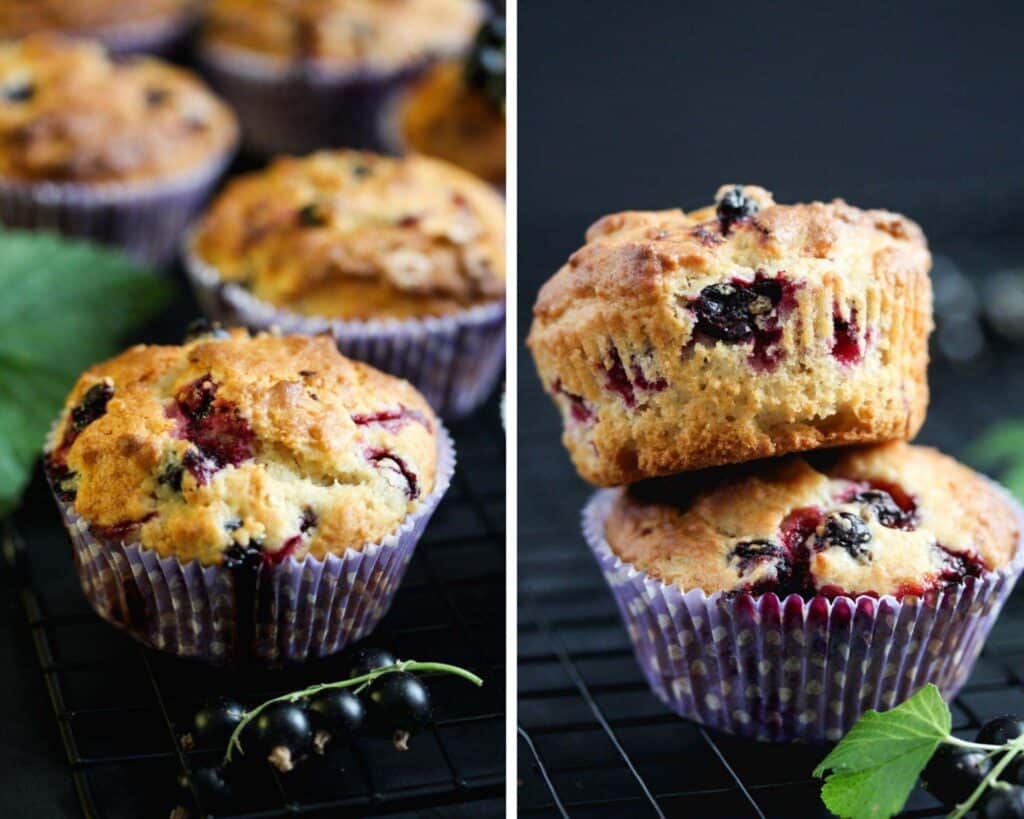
[45,329,439,566]
[193,150,506,320]
[532,185,930,325]
[202,0,482,71]
[399,59,505,186]
[605,443,1020,600]
[0,0,195,37]
[0,34,237,183]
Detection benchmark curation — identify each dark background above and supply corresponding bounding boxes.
[517,1,1024,817]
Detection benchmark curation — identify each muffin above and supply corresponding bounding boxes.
[44,329,455,665]
[585,442,1024,742]
[199,0,484,155]
[389,15,505,186]
[0,0,199,55]
[528,185,933,486]
[0,34,238,264]
[185,150,506,418]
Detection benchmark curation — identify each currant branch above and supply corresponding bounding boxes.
[223,661,482,764]
[949,736,1024,819]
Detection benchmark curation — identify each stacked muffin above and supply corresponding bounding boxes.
[528,184,1024,742]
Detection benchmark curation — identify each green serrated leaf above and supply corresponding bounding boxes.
[0,230,171,513]
[813,684,951,819]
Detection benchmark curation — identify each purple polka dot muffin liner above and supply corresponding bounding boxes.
[0,150,234,268]
[183,234,506,420]
[45,425,455,668]
[198,44,431,155]
[583,486,1024,743]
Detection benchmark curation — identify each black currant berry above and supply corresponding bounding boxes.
[182,766,233,811]
[242,702,313,772]
[982,786,1024,819]
[366,672,432,751]
[308,689,365,752]
[715,185,759,231]
[921,744,992,807]
[71,381,114,433]
[1004,756,1024,787]
[184,317,230,342]
[852,489,916,530]
[727,539,785,575]
[465,15,505,111]
[814,511,872,561]
[690,279,782,343]
[189,697,246,747]
[978,716,1024,746]
[346,646,398,678]
[3,81,34,102]
[297,202,328,227]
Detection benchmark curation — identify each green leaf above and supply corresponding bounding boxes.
[813,684,951,819]
[0,230,171,514]
[967,420,1024,471]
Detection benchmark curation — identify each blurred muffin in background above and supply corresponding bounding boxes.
[390,15,505,186]
[0,0,201,55]
[199,0,484,155]
[0,34,237,264]
[184,150,506,418]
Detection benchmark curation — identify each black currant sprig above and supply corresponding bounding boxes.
[815,686,1024,818]
[223,660,483,766]
[940,727,1024,818]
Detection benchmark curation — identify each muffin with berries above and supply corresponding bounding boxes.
[528,185,933,486]
[185,150,506,418]
[0,34,237,264]
[199,0,484,155]
[389,15,505,186]
[44,328,455,665]
[0,0,200,55]
[585,442,1024,742]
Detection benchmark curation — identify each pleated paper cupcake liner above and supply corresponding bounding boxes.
[88,11,198,56]
[198,43,430,155]
[184,235,506,419]
[0,148,235,267]
[46,425,455,668]
[583,486,1024,743]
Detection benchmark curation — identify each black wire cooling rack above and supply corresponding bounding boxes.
[7,396,505,819]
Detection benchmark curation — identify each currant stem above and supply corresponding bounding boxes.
[223,660,482,765]
[948,734,1024,819]
[943,735,1006,753]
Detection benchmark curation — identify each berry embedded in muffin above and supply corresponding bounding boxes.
[0,33,237,184]
[397,15,505,184]
[604,443,1019,600]
[528,184,934,486]
[201,0,483,72]
[44,329,439,567]
[190,150,506,321]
